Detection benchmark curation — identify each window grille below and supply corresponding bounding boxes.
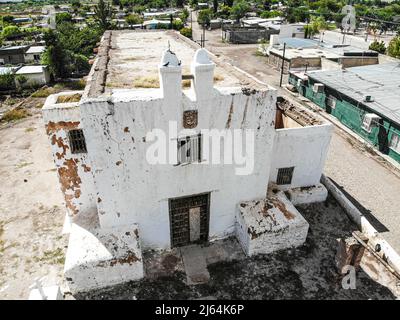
[68,129,87,154]
[177,134,202,165]
[277,167,295,185]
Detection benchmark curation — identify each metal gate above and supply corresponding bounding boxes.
[169,193,210,248]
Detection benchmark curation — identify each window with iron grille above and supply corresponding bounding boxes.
[277,167,295,185]
[68,129,87,154]
[177,134,202,165]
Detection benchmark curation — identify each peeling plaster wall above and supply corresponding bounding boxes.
[80,87,277,250]
[236,192,309,256]
[270,123,333,189]
[42,93,97,223]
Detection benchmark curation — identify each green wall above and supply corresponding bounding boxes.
[289,74,400,163]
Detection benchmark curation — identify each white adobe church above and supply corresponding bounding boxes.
[42,30,333,293]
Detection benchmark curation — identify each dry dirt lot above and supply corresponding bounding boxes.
[0,113,68,299]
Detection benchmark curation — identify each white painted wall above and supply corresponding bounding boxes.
[42,92,97,225]
[322,30,371,50]
[18,70,50,87]
[78,49,277,250]
[270,123,333,189]
[43,48,334,252]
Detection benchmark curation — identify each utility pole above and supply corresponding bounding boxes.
[202,23,206,48]
[279,42,286,87]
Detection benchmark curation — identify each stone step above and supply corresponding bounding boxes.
[180,245,210,285]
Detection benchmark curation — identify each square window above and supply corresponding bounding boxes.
[326,95,336,109]
[177,134,202,165]
[361,113,380,133]
[277,167,295,185]
[68,129,87,154]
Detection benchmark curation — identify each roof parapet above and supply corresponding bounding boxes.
[159,49,182,101]
[191,48,215,101]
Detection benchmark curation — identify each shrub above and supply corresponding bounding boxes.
[180,27,192,39]
[0,73,15,91]
[369,40,386,54]
[172,19,184,31]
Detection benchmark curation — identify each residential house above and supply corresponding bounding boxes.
[24,46,46,64]
[289,63,400,163]
[0,45,29,65]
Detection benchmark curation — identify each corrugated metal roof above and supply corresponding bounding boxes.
[307,63,400,125]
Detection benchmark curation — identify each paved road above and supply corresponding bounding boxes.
[191,15,400,253]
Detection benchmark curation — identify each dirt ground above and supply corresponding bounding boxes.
[0,113,68,299]
[76,196,395,300]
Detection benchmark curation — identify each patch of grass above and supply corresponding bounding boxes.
[54,79,86,91]
[25,127,35,132]
[133,76,160,88]
[34,247,65,265]
[56,93,82,104]
[31,87,55,98]
[0,108,30,123]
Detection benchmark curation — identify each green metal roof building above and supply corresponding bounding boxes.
[289,63,400,163]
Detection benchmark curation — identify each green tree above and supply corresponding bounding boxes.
[56,12,72,25]
[305,16,329,38]
[260,10,281,19]
[125,14,144,26]
[198,9,213,25]
[95,0,112,31]
[71,0,81,12]
[41,30,68,78]
[231,0,250,22]
[388,36,400,58]
[0,72,15,91]
[369,40,386,54]
[2,25,20,39]
[180,27,192,39]
[217,4,231,18]
[180,8,190,22]
[2,15,15,25]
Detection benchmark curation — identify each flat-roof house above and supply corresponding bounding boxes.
[289,63,400,163]
[263,36,379,73]
[0,45,29,65]
[15,65,50,88]
[42,30,333,293]
[24,46,46,63]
